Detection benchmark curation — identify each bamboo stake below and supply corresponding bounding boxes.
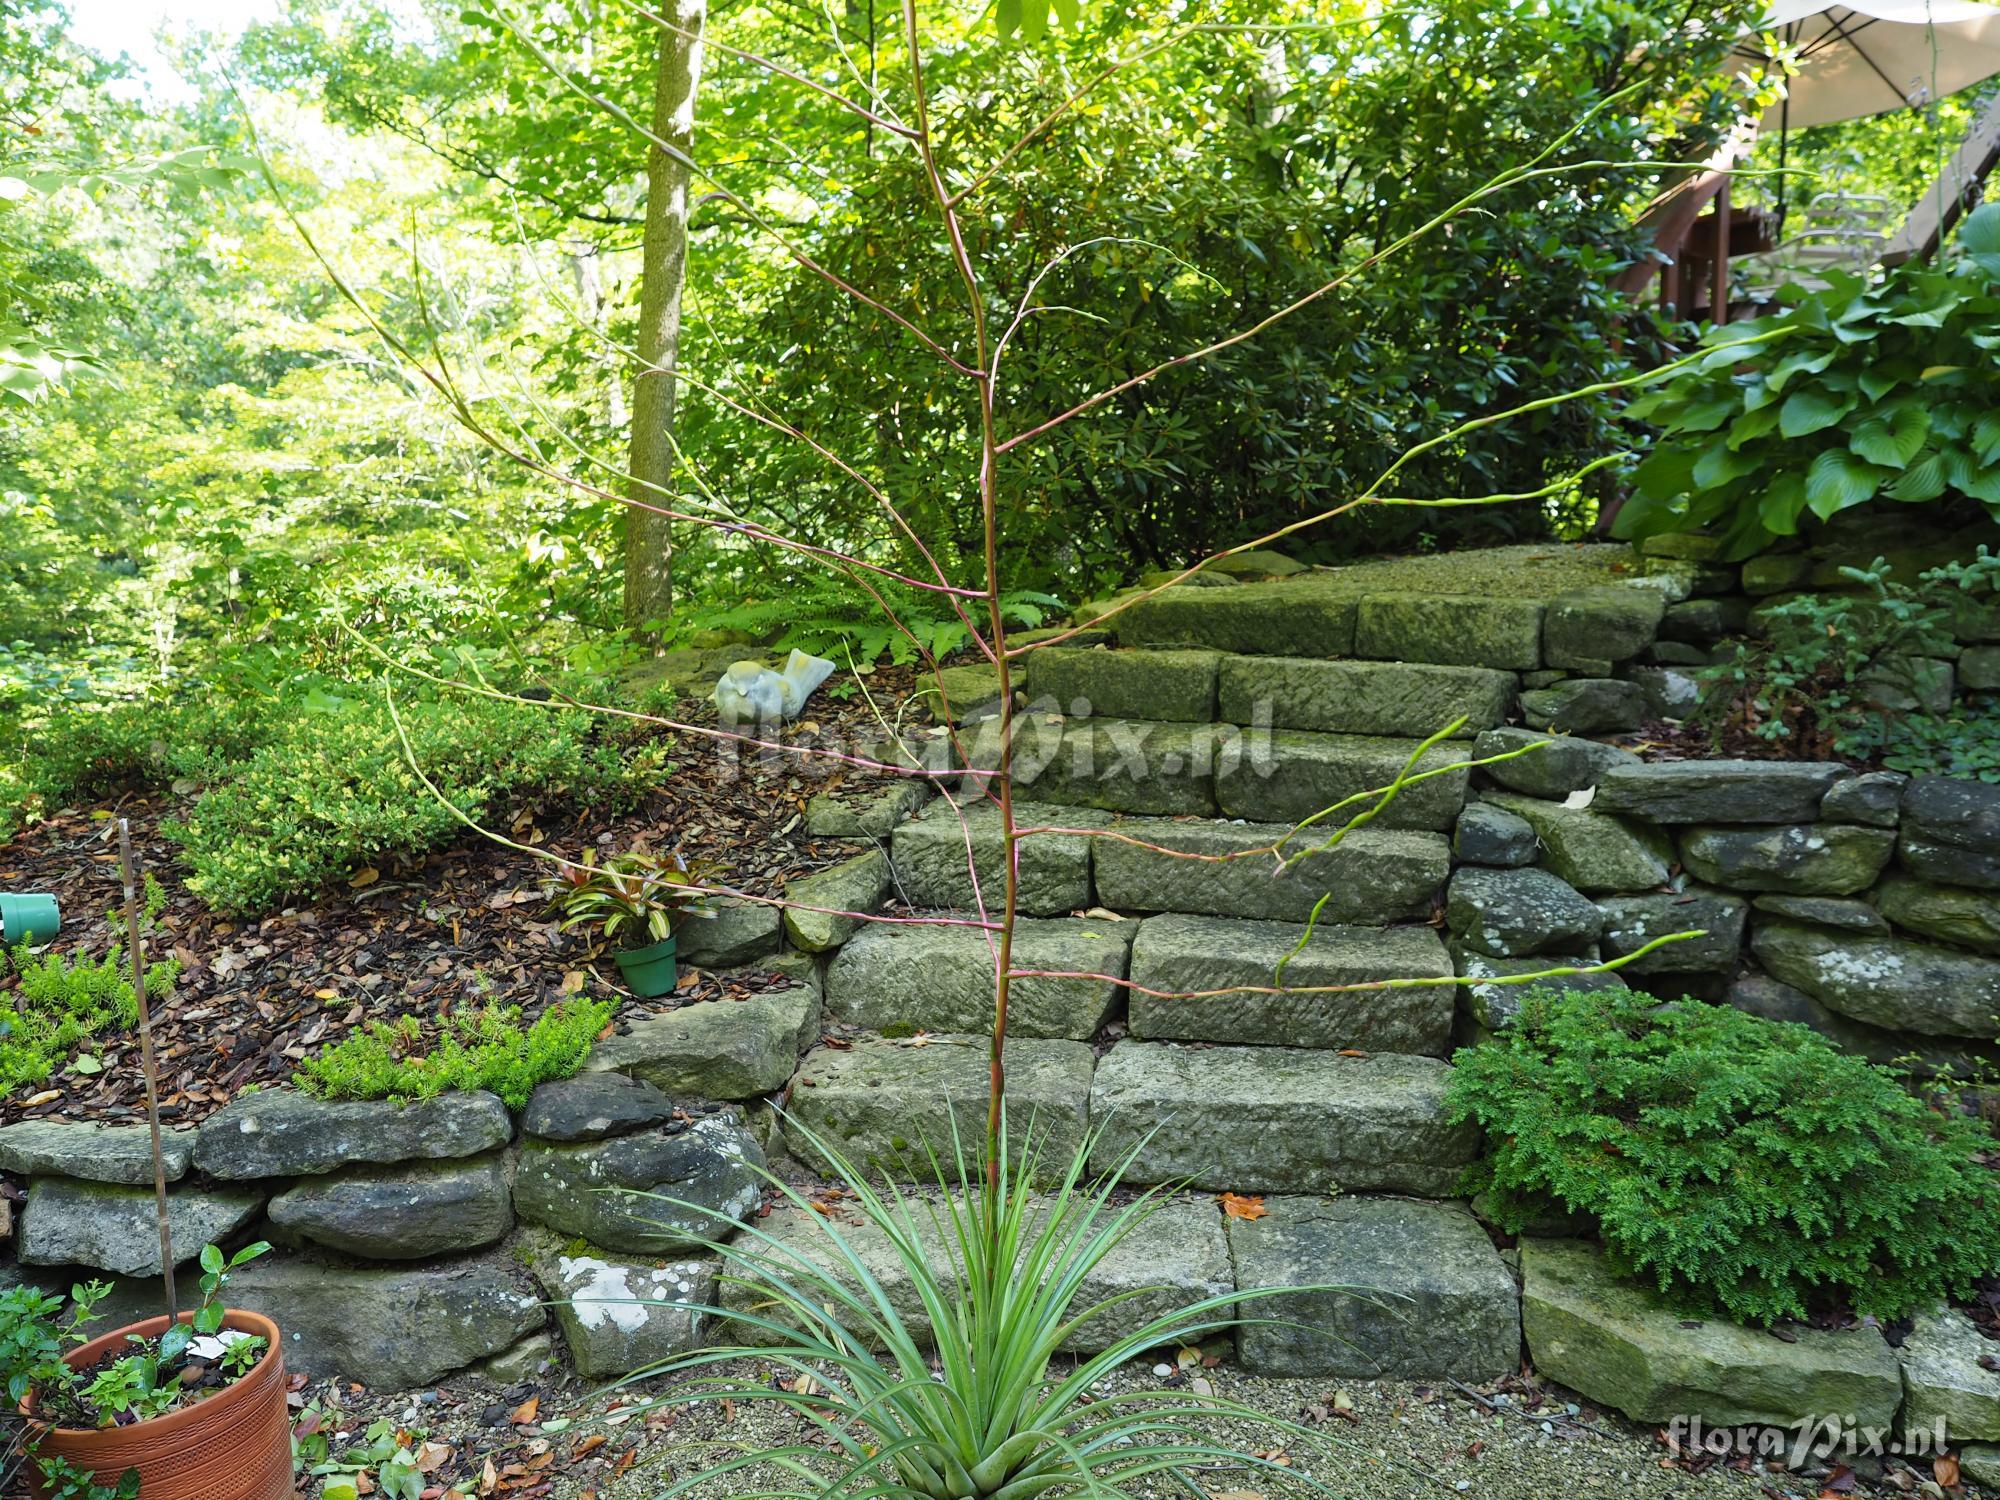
[117,819,176,1320]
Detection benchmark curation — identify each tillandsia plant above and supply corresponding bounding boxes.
[548,848,724,947]
[612,1113,1347,1500]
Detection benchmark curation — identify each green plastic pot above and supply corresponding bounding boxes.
[614,934,679,997]
[0,893,59,945]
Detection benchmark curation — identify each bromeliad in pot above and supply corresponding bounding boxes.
[550,849,726,997]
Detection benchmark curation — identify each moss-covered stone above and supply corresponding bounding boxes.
[1750,919,2000,1037]
[1483,793,1673,893]
[1543,587,1665,669]
[1876,873,2000,954]
[1353,592,1544,670]
[1679,823,1893,896]
[1214,730,1469,831]
[783,849,892,951]
[1219,656,1514,738]
[1029,647,1220,721]
[1115,582,1356,656]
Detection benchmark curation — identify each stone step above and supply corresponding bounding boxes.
[783,1035,1094,1183]
[889,799,1103,916]
[1088,1040,1473,1195]
[1126,914,1454,1054]
[1228,1196,1520,1380]
[1219,656,1515,738]
[1092,818,1449,924]
[718,1193,1233,1355]
[825,916,1133,1040]
[992,716,1469,829]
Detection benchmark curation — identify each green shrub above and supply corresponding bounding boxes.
[1448,987,2000,1325]
[164,694,663,915]
[1616,204,2000,559]
[292,997,613,1108]
[2,881,180,1095]
[1694,551,2000,767]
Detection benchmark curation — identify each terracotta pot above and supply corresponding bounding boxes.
[25,1309,296,1500]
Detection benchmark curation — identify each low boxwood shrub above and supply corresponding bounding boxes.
[164,693,664,915]
[293,997,613,1108]
[1448,987,2000,1325]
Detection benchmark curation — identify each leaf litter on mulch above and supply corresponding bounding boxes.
[0,685,941,1131]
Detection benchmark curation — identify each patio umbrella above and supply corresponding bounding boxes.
[1733,0,2000,128]
[1729,0,2000,230]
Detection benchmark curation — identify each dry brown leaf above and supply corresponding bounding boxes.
[1935,1454,1961,1489]
[1217,1192,1268,1221]
[348,867,380,889]
[510,1395,540,1426]
[572,1433,607,1458]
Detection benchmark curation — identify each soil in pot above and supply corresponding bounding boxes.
[28,1310,295,1500]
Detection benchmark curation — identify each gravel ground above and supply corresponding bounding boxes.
[304,1348,1976,1500]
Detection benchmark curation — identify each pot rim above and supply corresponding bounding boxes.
[22,1308,284,1443]
[617,934,678,961]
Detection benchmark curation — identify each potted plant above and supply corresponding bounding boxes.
[4,821,297,1500]
[551,848,724,997]
[13,1243,293,1500]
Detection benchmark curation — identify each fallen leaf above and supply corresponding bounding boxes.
[510,1395,540,1426]
[1217,1192,1267,1221]
[559,969,586,994]
[572,1433,606,1458]
[349,867,380,889]
[1935,1455,1961,1488]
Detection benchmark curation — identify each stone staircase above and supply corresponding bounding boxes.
[757,552,1691,1378]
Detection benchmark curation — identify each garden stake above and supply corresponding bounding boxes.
[118,818,177,1321]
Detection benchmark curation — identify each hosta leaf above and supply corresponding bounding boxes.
[1888,450,1948,503]
[1945,448,2000,504]
[1726,403,1783,449]
[1973,411,2000,463]
[1804,449,1889,518]
[1632,443,1699,500]
[1693,438,1761,490]
[1765,349,1835,393]
[1674,394,1740,433]
[1757,472,1808,537]
[1779,387,1855,438]
[1848,405,1928,468]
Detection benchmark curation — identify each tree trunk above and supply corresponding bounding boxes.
[623,0,707,635]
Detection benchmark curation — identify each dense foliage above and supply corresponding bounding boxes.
[1695,550,2000,775]
[1450,987,2000,1324]
[292,998,613,1107]
[164,692,663,915]
[1618,206,2000,559]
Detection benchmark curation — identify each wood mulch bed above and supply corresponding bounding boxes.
[0,670,935,1131]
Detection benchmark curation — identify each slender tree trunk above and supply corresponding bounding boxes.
[623,0,707,635]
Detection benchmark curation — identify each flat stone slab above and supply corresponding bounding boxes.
[1093,819,1448,924]
[1751,894,1889,934]
[826,917,1131,1039]
[1901,776,2000,889]
[1898,1309,2000,1442]
[1089,1041,1473,1195]
[1520,678,1646,735]
[1126,914,1453,1054]
[1595,886,1747,974]
[1030,648,1220,722]
[0,1121,195,1185]
[1003,718,1221,816]
[1679,824,1895,896]
[719,1194,1232,1355]
[530,1239,715,1380]
[1215,731,1469,832]
[228,1254,543,1389]
[1445,866,1602,959]
[20,1178,266,1276]
[1724,974,2000,1076]
[268,1156,512,1260]
[1218,657,1514,738]
[784,849,891,951]
[1483,793,1674,893]
[587,986,820,1100]
[1543,587,1664,670]
[514,1114,765,1254]
[676,899,783,968]
[1819,771,1905,827]
[1353,593,1545,670]
[1455,947,1626,1033]
[1876,874,2000,954]
[1455,802,1538,867]
[522,1072,675,1143]
[890,800,1100,916]
[805,780,930,841]
[1228,1196,1519,1380]
[1751,920,2000,1038]
[1520,1238,1902,1428]
[1475,728,1640,799]
[1595,761,1848,823]
[195,1090,511,1180]
[785,1036,1095,1183]
[1115,583,1357,657]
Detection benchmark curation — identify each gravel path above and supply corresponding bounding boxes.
[311,1350,1972,1500]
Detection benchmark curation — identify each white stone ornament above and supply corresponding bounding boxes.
[713,648,837,729]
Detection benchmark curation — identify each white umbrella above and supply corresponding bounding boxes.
[1733,0,2000,128]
